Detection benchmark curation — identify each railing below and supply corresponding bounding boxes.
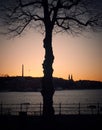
[54,103,102,115]
[0,102,102,116]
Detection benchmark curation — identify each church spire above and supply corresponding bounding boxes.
[22,64,24,77]
[71,74,73,80]
[68,75,70,80]
[68,74,73,81]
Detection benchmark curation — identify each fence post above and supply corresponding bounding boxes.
[97,103,100,115]
[40,103,42,116]
[0,102,3,115]
[20,103,22,112]
[78,103,80,115]
[59,103,61,115]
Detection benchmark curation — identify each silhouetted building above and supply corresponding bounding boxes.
[67,74,75,89]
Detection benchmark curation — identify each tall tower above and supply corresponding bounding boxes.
[22,64,24,77]
[71,74,73,80]
[68,75,70,80]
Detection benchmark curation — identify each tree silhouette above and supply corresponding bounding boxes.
[0,0,102,116]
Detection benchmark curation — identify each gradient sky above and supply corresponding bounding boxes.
[0,0,102,81]
[0,29,102,81]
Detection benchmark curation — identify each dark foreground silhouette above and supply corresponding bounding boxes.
[0,115,102,130]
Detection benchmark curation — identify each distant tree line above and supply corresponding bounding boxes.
[0,77,102,92]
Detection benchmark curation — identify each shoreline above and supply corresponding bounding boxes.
[0,88,102,92]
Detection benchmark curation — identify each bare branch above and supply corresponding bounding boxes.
[56,19,70,30]
[56,13,102,28]
[59,0,81,9]
[18,0,42,8]
[0,0,102,36]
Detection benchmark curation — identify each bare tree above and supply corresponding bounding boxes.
[0,0,102,116]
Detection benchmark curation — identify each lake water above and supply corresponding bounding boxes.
[0,89,102,104]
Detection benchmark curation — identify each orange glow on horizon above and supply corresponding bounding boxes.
[0,30,102,82]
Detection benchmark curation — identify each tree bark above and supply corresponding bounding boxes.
[41,28,55,116]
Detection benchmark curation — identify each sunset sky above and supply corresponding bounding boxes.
[0,29,102,81]
[0,0,102,82]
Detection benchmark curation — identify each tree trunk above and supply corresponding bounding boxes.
[41,29,55,116]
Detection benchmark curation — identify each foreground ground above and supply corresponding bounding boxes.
[0,115,102,130]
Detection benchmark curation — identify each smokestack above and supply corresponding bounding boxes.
[22,64,24,77]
